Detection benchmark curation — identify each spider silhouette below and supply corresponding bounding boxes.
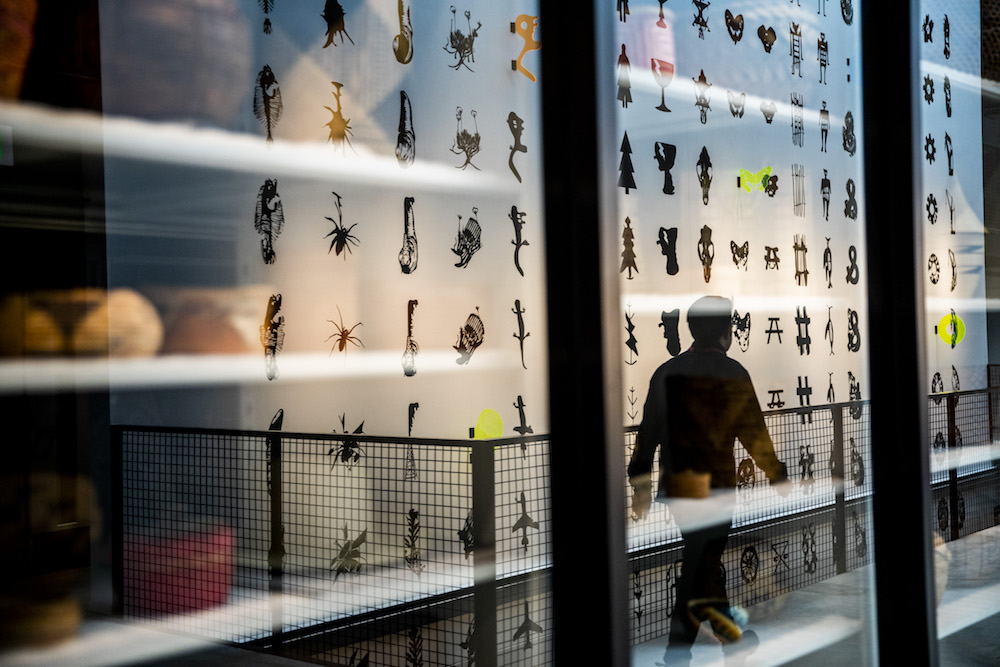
[325,191,359,258]
[326,306,364,357]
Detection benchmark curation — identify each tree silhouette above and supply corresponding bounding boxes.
[618,131,636,193]
[621,216,638,279]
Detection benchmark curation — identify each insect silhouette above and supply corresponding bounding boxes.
[454,308,485,364]
[260,293,285,381]
[326,306,364,357]
[445,6,480,71]
[322,0,354,47]
[330,525,366,580]
[451,107,481,170]
[324,81,354,154]
[254,179,284,264]
[512,299,529,369]
[328,413,365,470]
[254,65,283,144]
[396,91,416,167]
[259,0,274,34]
[452,206,482,267]
[325,191,359,258]
[510,206,529,276]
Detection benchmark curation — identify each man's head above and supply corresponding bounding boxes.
[688,296,733,348]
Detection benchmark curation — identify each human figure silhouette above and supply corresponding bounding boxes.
[628,296,788,663]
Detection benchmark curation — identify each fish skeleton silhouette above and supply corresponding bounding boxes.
[452,207,482,267]
[254,65,283,144]
[322,0,354,47]
[454,308,485,364]
[254,179,284,264]
[402,299,418,377]
[260,293,285,380]
[398,196,417,273]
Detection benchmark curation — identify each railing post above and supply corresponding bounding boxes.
[267,423,284,645]
[946,394,960,542]
[470,441,497,667]
[830,405,848,575]
[111,426,124,617]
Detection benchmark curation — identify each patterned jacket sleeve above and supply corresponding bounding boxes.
[628,367,666,486]
[736,376,787,483]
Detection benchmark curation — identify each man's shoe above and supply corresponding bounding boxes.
[687,598,743,644]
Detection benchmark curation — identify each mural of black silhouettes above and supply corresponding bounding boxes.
[946,132,954,175]
[826,372,835,402]
[821,170,831,220]
[624,305,638,365]
[454,307,485,364]
[820,102,830,152]
[405,403,419,480]
[931,370,944,397]
[652,59,674,112]
[952,364,961,392]
[619,131,636,194]
[923,14,933,42]
[512,299,530,369]
[949,249,957,292]
[944,76,952,116]
[459,620,476,665]
[458,509,474,557]
[731,240,749,270]
[627,386,639,423]
[802,524,818,571]
[325,191,359,259]
[510,206,529,276]
[766,317,783,344]
[445,7,480,71]
[658,227,679,275]
[451,107,481,170]
[513,395,533,441]
[323,0,354,46]
[764,246,780,270]
[327,306,364,358]
[765,173,779,197]
[402,299,418,377]
[693,70,712,124]
[511,15,541,81]
[511,491,538,553]
[772,540,791,575]
[618,0,629,22]
[403,508,424,575]
[697,146,713,204]
[732,310,750,352]
[944,309,960,348]
[727,90,746,118]
[760,100,777,123]
[394,0,413,64]
[513,600,543,650]
[259,0,274,34]
[254,179,284,264]
[825,306,834,354]
[398,196,417,273]
[947,190,955,234]
[329,414,366,471]
[767,389,785,408]
[797,376,813,423]
[925,133,936,164]
[927,193,938,224]
[791,93,804,147]
[796,306,811,355]
[817,32,829,83]
[758,24,776,52]
[738,166,770,193]
[452,206,482,267]
[698,225,715,282]
[632,566,644,627]
[799,446,815,494]
[850,436,865,484]
[725,10,744,44]
[617,45,632,108]
[330,525,366,581]
[325,82,354,153]
[507,112,527,182]
[260,294,284,380]
[823,237,833,287]
[846,245,859,284]
[741,546,760,585]
[944,14,950,58]
[853,511,867,557]
[406,627,424,666]
[654,142,676,194]
[737,459,755,498]
[847,308,861,352]
[692,0,710,39]
[792,163,806,216]
[793,234,808,286]
[844,178,858,220]
[396,91,415,167]
[659,309,681,357]
[843,110,857,156]
[923,74,935,104]
[928,253,941,284]
[254,65,282,144]
[849,371,862,418]
[790,22,803,77]
[842,0,853,25]
[621,217,638,279]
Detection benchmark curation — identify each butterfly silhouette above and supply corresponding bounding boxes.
[725,10,744,43]
[739,167,772,193]
[727,90,746,118]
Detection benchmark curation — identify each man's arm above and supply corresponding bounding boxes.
[627,369,667,517]
[736,380,788,486]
